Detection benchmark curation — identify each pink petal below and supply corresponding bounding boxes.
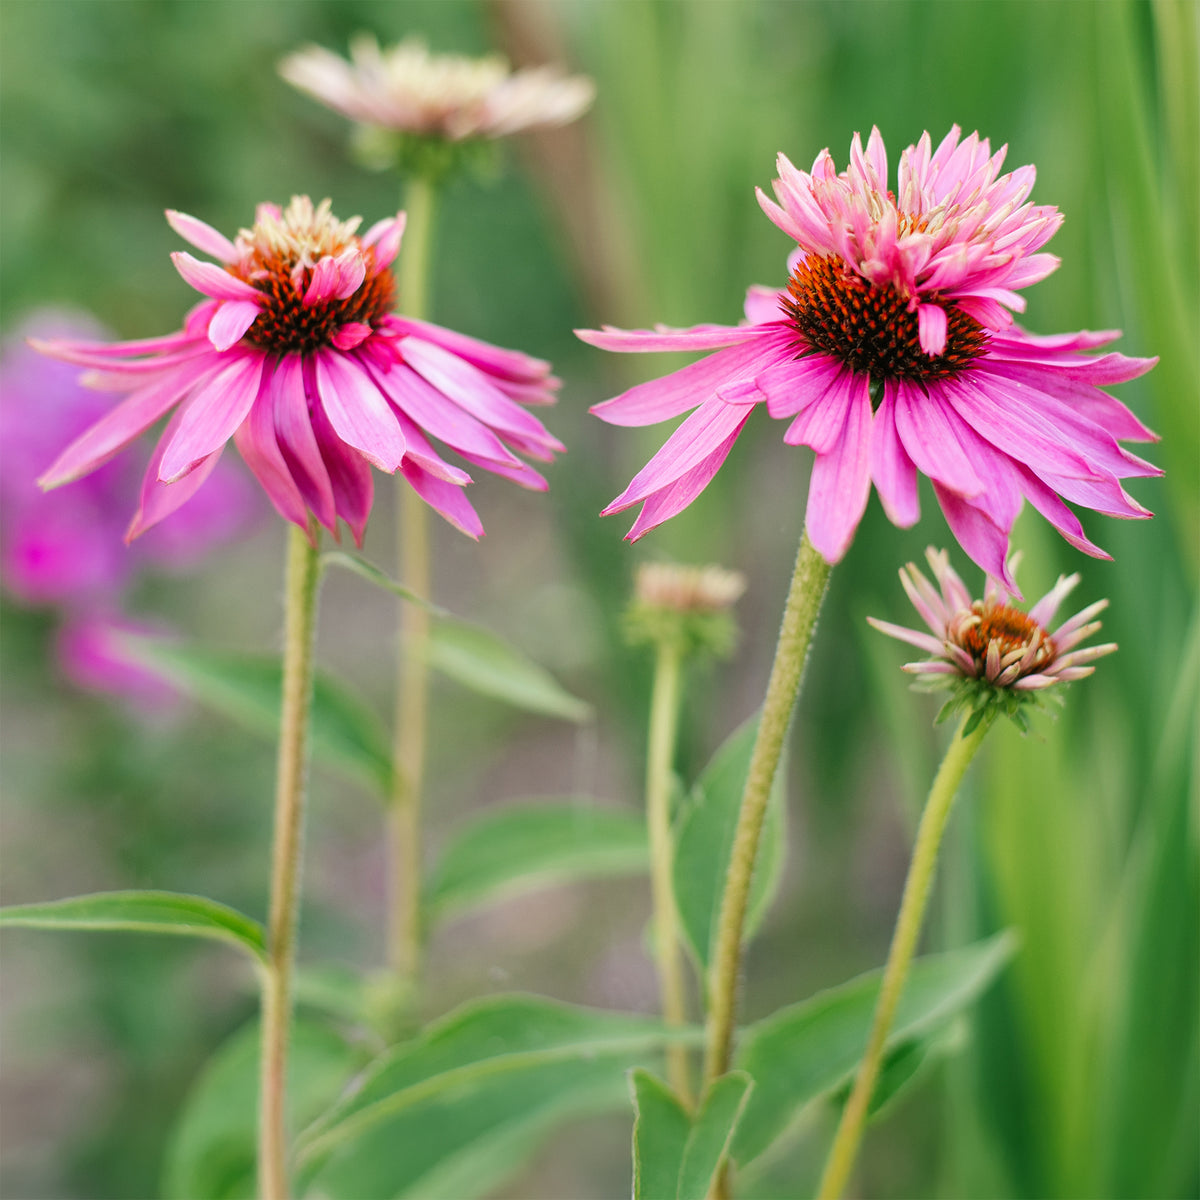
[870,381,920,527]
[309,385,374,546]
[917,304,948,356]
[401,461,483,538]
[783,367,861,454]
[314,351,406,472]
[332,323,372,351]
[275,355,337,533]
[208,300,261,351]
[385,315,551,384]
[389,410,472,485]
[127,408,225,542]
[165,210,237,262]
[159,352,266,483]
[804,374,873,563]
[1012,464,1113,560]
[362,212,406,270]
[603,398,753,513]
[232,364,309,530]
[576,323,767,354]
[865,616,945,656]
[303,256,342,306]
[743,284,786,325]
[624,425,745,541]
[893,379,984,498]
[38,367,202,487]
[756,352,843,419]
[171,253,260,303]
[934,484,1020,595]
[591,336,787,427]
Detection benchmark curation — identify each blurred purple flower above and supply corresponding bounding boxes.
[56,614,180,711]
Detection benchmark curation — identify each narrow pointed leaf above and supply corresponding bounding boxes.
[122,638,392,795]
[677,1072,754,1200]
[730,932,1018,1164]
[427,619,593,723]
[631,1070,691,1200]
[673,716,787,972]
[0,890,265,961]
[425,799,648,923]
[322,550,442,611]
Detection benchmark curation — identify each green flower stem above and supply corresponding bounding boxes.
[646,637,692,1104]
[387,173,437,982]
[703,531,832,1088]
[816,714,989,1200]
[259,523,322,1200]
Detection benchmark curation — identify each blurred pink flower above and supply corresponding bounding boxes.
[580,126,1159,589]
[869,546,1115,693]
[56,614,179,711]
[34,197,562,544]
[1,312,256,603]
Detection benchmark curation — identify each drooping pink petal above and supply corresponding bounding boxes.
[165,210,238,262]
[603,398,755,514]
[386,315,552,384]
[159,352,266,483]
[1012,463,1112,560]
[232,364,309,530]
[576,323,767,354]
[313,350,406,472]
[309,384,374,546]
[274,354,337,533]
[783,366,859,453]
[208,300,262,351]
[591,335,788,427]
[401,460,483,538]
[870,381,920,527]
[893,379,984,498]
[804,374,872,563]
[171,252,260,302]
[624,424,746,541]
[933,484,1019,594]
[755,352,843,419]
[389,410,472,485]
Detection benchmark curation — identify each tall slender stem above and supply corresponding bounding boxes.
[259,524,322,1200]
[646,638,692,1104]
[387,174,437,981]
[703,531,832,1093]
[816,715,989,1200]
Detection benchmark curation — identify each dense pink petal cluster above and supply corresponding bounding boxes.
[869,547,1115,692]
[35,197,562,544]
[580,126,1159,587]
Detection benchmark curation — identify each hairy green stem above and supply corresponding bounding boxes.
[646,638,692,1104]
[703,531,832,1090]
[387,174,437,981]
[816,714,989,1200]
[259,524,322,1200]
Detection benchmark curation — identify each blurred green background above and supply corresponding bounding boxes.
[1,1,1195,1197]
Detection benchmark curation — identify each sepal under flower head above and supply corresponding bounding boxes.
[625,562,746,658]
[868,547,1116,733]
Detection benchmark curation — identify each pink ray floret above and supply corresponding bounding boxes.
[34,196,562,544]
[578,126,1159,585]
[868,547,1116,694]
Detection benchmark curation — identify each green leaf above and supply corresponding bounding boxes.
[631,1070,753,1200]
[322,551,442,611]
[296,994,700,1199]
[122,639,392,796]
[425,799,649,923]
[677,1072,754,1200]
[731,932,1017,1165]
[631,1071,691,1200]
[672,717,787,972]
[163,1018,365,1200]
[427,619,593,723]
[0,890,265,961]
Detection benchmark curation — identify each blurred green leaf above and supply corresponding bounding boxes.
[162,1018,364,1200]
[426,619,593,723]
[631,1069,753,1200]
[296,994,699,1199]
[123,639,392,796]
[425,799,648,922]
[321,551,443,612]
[672,717,787,973]
[0,890,265,961]
[731,932,1017,1165]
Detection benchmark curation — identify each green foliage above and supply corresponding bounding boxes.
[321,551,442,611]
[732,933,1017,1165]
[424,799,648,923]
[162,1018,365,1200]
[294,994,699,1199]
[0,890,266,962]
[427,619,593,723]
[631,1070,753,1200]
[672,717,787,973]
[123,638,393,795]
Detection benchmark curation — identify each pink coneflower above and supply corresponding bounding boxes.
[579,126,1159,587]
[279,35,594,141]
[34,197,562,544]
[869,547,1115,728]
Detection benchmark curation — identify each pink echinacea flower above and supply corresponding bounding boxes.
[579,126,1159,588]
[34,197,562,544]
[869,546,1116,729]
